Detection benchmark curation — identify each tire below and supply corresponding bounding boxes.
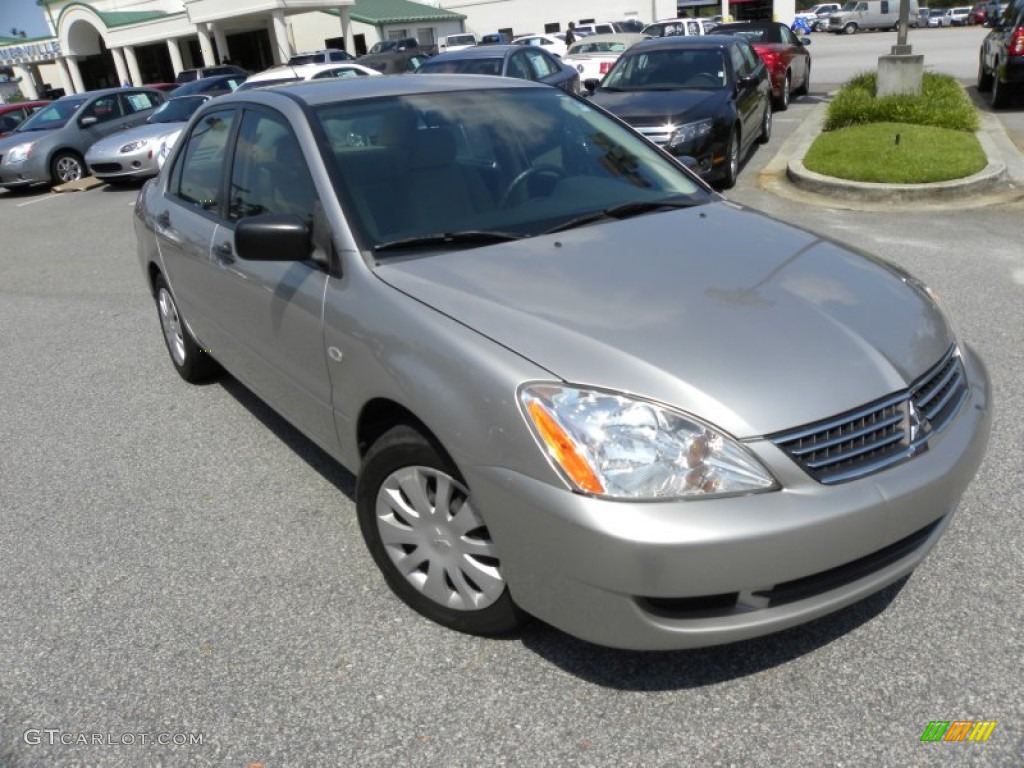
[50,151,85,185]
[843,22,858,34]
[153,274,220,382]
[775,72,791,111]
[717,128,740,190]
[991,67,1009,109]
[977,56,993,93]
[356,425,522,636]
[758,102,773,145]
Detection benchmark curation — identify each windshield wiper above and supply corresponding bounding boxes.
[544,199,702,235]
[374,230,526,253]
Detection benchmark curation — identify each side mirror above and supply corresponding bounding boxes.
[800,36,812,45]
[234,214,312,261]
[676,155,699,171]
[738,74,759,89]
[80,116,98,127]
[584,78,600,94]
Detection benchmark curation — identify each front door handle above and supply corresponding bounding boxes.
[214,240,234,264]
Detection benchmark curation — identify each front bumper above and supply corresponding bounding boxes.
[467,346,991,650]
[0,151,51,188]
[86,148,159,180]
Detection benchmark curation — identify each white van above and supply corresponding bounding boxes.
[826,0,921,32]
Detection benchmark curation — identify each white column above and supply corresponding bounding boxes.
[14,65,40,99]
[212,24,230,63]
[66,56,86,94]
[124,45,143,84]
[339,7,353,55]
[111,47,130,85]
[271,10,291,65]
[721,0,731,21]
[196,23,216,66]
[167,38,185,76]
[56,57,74,94]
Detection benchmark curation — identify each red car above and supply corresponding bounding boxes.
[0,100,50,138]
[710,21,811,111]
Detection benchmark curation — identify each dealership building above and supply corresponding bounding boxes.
[1,0,796,99]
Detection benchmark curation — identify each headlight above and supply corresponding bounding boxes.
[520,384,778,500]
[119,139,147,153]
[5,142,34,164]
[668,119,713,149]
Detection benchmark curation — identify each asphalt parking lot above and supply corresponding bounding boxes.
[1,64,1023,767]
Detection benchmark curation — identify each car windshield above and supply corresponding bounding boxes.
[418,57,503,76]
[602,49,728,90]
[149,96,207,123]
[314,87,708,251]
[15,98,87,131]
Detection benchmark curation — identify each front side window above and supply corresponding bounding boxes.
[81,95,122,124]
[173,109,236,211]
[122,91,162,114]
[227,110,317,225]
[523,48,557,78]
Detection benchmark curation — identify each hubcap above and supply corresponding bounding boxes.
[56,156,82,183]
[729,135,739,179]
[157,288,186,366]
[375,466,504,611]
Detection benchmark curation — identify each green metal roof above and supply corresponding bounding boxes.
[96,9,169,27]
[326,0,465,24]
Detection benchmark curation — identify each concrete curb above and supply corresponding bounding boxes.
[759,99,1024,209]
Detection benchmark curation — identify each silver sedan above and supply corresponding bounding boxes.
[134,76,990,650]
[86,95,209,182]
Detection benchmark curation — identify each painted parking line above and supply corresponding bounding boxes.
[16,194,63,208]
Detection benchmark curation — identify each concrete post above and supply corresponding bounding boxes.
[124,46,143,85]
[339,6,353,54]
[66,56,85,94]
[271,10,291,65]
[167,38,185,76]
[212,24,230,63]
[197,23,216,66]
[876,54,924,97]
[56,57,74,95]
[111,47,130,85]
[14,65,40,99]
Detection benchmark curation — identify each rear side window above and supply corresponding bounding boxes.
[173,109,236,211]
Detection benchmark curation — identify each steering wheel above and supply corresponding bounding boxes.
[498,165,567,208]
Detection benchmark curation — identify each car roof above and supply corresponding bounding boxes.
[428,45,519,61]
[570,32,647,45]
[630,35,742,52]
[55,86,161,102]
[210,73,544,108]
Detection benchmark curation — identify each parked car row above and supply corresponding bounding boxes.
[977,0,1024,107]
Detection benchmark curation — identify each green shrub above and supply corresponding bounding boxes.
[824,71,978,133]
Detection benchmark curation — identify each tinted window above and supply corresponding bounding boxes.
[507,51,533,79]
[150,96,208,123]
[227,110,317,225]
[16,98,86,131]
[81,95,123,124]
[173,109,236,211]
[523,48,558,78]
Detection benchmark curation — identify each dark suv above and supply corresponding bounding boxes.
[174,65,247,84]
[977,0,1024,107]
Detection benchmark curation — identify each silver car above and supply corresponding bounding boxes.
[86,95,211,183]
[134,77,990,650]
[0,87,164,188]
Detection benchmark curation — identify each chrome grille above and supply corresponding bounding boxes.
[770,345,967,484]
[636,126,671,145]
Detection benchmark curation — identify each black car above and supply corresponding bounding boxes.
[587,35,772,189]
[174,65,248,84]
[416,44,580,95]
[977,0,1024,108]
[169,73,246,97]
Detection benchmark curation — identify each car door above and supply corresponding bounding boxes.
[74,93,133,151]
[153,107,239,351]
[204,106,337,454]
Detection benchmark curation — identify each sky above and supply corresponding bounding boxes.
[1,0,52,39]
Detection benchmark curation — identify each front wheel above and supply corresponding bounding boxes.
[775,72,791,111]
[843,22,858,34]
[990,71,1009,109]
[717,129,740,190]
[356,425,522,636]
[758,102,773,145]
[153,274,220,382]
[50,151,84,185]
[977,57,993,92]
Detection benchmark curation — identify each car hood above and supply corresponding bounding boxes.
[374,202,955,438]
[0,128,55,151]
[590,88,726,125]
[86,123,184,154]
